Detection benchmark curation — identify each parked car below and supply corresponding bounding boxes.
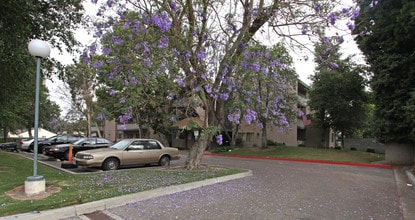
[17,138,46,152]
[0,141,18,151]
[44,137,114,161]
[74,139,180,171]
[30,135,84,154]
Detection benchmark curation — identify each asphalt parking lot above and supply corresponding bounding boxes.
[4,150,415,220]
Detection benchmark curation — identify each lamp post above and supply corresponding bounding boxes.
[25,39,50,196]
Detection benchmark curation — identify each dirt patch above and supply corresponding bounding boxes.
[0,167,11,172]
[5,185,61,201]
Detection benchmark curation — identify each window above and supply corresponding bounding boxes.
[246,133,254,142]
[129,141,144,150]
[147,141,161,150]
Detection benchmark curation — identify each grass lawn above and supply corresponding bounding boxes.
[212,146,385,164]
[0,151,244,217]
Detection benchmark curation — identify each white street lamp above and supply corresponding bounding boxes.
[26,39,50,196]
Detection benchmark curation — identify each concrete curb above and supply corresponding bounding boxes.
[405,169,415,185]
[1,170,252,220]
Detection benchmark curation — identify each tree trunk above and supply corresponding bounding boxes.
[184,133,211,170]
[2,127,7,142]
[261,122,268,149]
[87,107,92,137]
[230,124,239,148]
[94,121,102,137]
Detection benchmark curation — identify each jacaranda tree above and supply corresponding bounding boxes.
[85,0,360,170]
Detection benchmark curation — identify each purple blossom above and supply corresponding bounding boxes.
[152,13,172,33]
[112,36,124,45]
[337,36,344,43]
[250,62,261,72]
[204,84,212,94]
[301,25,307,35]
[158,36,169,48]
[133,21,141,34]
[109,89,117,96]
[244,109,257,125]
[315,3,322,13]
[82,51,90,63]
[328,13,337,25]
[169,116,175,122]
[124,79,129,86]
[175,78,185,87]
[196,51,205,60]
[330,62,339,68]
[91,0,98,3]
[169,1,177,11]
[93,60,104,68]
[216,135,223,145]
[120,124,126,130]
[131,77,139,84]
[298,110,304,117]
[351,8,360,20]
[228,113,241,124]
[342,8,350,15]
[120,97,126,104]
[89,44,97,55]
[124,21,131,30]
[347,22,355,31]
[219,93,229,100]
[107,0,113,7]
[97,113,105,121]
[102,47,111,55]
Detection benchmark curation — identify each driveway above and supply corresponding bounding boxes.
[106,155,407,219]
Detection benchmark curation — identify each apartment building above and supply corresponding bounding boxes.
[92,80,335,148]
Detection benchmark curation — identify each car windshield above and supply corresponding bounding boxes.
[110,139,131,150]
[73,138,89,145]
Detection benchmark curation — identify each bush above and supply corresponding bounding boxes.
[267,140,278,146]
[235,137,243,147]
[350,147,357,151]
[366,148,375,153]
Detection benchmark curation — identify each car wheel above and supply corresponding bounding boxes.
[63,151,69,161]
[102,158,119,171]
[159,155,170,166]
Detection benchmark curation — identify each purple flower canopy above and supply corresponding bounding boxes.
[86,0,359,132]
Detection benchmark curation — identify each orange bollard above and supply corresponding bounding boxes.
[68,144,73,163]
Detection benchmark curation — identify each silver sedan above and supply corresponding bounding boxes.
[74,139,180,171]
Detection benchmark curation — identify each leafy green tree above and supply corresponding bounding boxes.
[87,0,361,169]
[354,0,415,144]
[310,35,369,147]
[64,58,99,137]
[0,0,83,139]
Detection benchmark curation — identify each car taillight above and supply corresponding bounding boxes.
[19,141,23,145]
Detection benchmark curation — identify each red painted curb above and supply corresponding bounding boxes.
[203,152,392,169]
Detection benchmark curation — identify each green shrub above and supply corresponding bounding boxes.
[366,148,375,153]
[267,140,278,146]
[350,147,357,151]
[235,137,243,147]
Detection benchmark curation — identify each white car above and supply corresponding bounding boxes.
[16,139,34,152]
